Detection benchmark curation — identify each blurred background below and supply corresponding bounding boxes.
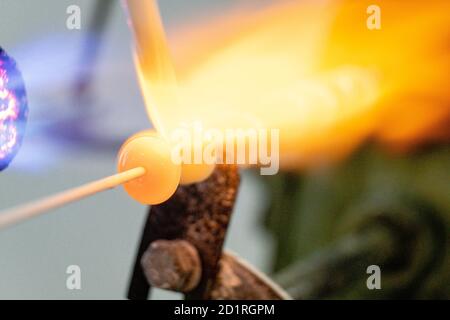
[0,0,449,299]
[0,0,276,299]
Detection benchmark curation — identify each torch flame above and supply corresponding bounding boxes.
[0,47,28,171]
[0,70,20,159]
[131,0,450,168]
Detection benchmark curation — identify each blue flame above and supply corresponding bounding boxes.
[0,47,28,171]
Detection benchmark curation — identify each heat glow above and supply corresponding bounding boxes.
[135,0,450,168]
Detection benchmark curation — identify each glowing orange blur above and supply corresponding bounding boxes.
[133,0,450,169]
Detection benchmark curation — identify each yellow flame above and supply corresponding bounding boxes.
[133,0,450,168]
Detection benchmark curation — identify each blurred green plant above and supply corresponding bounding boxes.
[261,145,450,299]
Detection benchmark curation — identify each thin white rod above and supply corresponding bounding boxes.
[0,167,145,230]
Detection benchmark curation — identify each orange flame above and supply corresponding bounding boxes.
[132,0,450,169]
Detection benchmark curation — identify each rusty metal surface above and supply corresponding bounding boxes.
[128,165,240,300]
[140,238,290,300]
[141,239,201,293]
[210,252,290,300]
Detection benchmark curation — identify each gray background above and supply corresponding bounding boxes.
[0,0,275,299]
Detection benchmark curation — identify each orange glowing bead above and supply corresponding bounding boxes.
[179,162,215,185]
[117,131,181,205]
[178,143,215,185]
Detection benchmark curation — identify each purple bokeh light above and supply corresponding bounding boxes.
[0,47,28,171]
